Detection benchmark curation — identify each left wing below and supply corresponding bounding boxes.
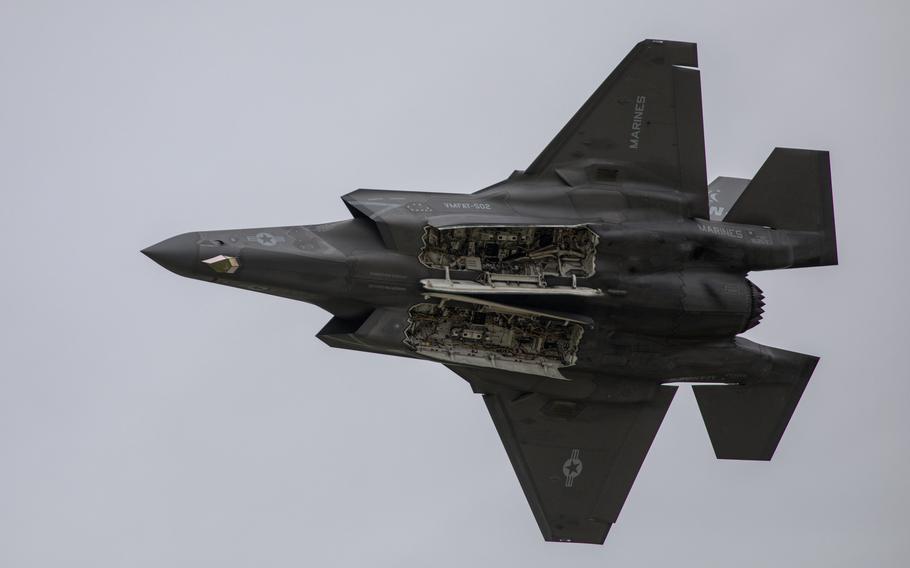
[452,366,676,544]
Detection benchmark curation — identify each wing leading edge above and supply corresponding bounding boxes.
[452,366,676,543]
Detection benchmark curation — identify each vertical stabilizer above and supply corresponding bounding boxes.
[708,176,750,221]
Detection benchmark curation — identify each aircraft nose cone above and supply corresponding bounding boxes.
[142,232,200,276]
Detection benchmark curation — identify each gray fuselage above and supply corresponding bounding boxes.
[145,175,820,403]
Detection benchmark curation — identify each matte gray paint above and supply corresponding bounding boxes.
[143,40,834,543]
[1,1,907,566]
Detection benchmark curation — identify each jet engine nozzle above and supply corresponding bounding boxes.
[744,280,765,331]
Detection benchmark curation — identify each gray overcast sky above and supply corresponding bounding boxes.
[1,1,907,566]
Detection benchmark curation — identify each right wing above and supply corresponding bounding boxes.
[451,366,676,544]
[525,39,708,218]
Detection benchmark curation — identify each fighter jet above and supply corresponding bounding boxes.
[143,40,837,544]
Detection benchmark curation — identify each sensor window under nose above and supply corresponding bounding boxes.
[202,255,240,274]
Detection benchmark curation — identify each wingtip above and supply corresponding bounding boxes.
[640,39,698,67]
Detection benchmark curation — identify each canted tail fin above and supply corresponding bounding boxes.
[725,148,838,267]
[707,176,750,221]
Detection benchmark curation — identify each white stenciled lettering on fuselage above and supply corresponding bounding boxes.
[629,95,646,149]
[697,223,744,239]
[442,202,492,210]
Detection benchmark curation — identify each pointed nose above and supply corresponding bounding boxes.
[142,232,200,276]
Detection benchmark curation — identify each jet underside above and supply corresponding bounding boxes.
[144,40,837,544]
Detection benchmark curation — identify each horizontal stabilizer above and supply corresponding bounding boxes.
[725,148,837,266]
[693,348,818,460]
